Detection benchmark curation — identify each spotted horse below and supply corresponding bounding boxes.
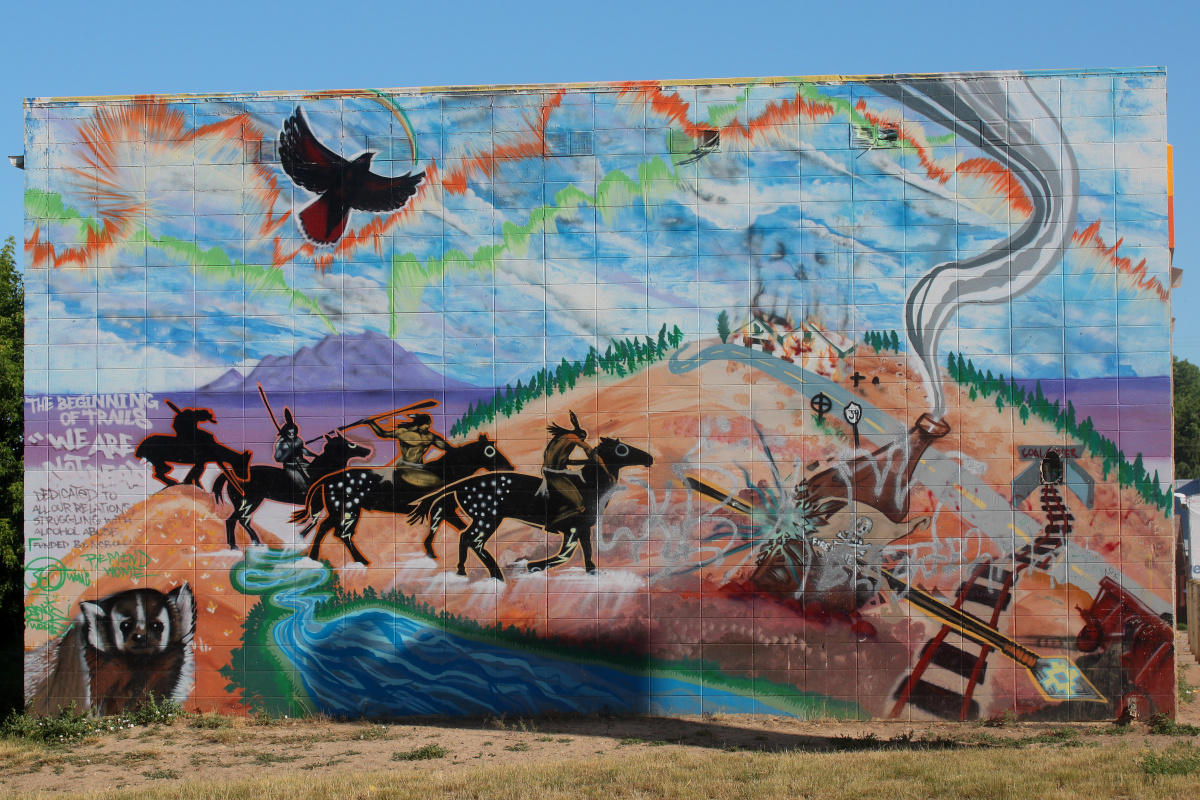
[290,433,514,565]
[407,438,653,580]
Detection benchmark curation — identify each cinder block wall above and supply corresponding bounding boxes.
[22,68,1176,721]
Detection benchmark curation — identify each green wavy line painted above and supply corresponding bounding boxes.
[24,189,334,332]
[388,156,686,334]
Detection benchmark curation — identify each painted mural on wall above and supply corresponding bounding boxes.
[23,68,1176,721]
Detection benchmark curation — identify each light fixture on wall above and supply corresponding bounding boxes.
[7,155,23,169]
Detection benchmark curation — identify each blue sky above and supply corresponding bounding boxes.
[1,0,1193,367]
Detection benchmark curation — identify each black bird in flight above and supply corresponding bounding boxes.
[279,107,424,245]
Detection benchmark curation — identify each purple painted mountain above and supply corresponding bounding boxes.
[199,332,482,393]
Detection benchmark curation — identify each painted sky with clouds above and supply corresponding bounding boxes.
[22,71,1170,394]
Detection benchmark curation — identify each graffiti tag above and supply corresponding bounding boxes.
[80,550,154,580]
[25,557,91,592]
[25,594,72,634]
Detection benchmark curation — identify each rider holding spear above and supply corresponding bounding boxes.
[258,385,316,494]
[337,401,449,490]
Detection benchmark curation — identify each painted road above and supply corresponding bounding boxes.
[670,342,1169,615]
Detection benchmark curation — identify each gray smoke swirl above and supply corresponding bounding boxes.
[874,76,1079,419]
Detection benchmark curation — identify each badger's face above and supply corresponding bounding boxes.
[110,594,172,654]
[81,585,194,659]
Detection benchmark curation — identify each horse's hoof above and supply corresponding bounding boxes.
[456,568,467,577]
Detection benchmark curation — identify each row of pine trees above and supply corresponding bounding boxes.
[863,330,902,353]
[946,352,1172,513]
[450,325,685,437]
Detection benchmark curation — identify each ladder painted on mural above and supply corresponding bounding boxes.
[889,483,1074,720]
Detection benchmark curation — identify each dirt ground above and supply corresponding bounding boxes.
[4,634,1199,797]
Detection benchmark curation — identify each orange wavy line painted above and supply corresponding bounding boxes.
[1073,221,1169,303]
[956,158,1034,217]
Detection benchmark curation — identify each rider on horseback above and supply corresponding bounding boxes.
[536,411,612,533]
[274,408,316,494]
[365,412,449,490]
[173,406,220,485]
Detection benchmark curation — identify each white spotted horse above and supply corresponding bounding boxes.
[211,433,372,549]
[407,438,653,580]
[290,433,514,565]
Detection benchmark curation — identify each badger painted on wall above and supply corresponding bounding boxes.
[27,585,196,716]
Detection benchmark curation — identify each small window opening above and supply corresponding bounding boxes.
[697,129,720,151]
[571,131,593,156]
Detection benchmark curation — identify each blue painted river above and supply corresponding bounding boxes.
[232,549,802,717]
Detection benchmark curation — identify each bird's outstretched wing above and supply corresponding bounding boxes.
[279,108,346,194]
[351,170,426,213]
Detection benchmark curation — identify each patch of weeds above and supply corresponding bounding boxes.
[0,705,136,746]
[1180,673,1197,706]
[199,729,239,745]
[252,751,302,766]
[754,735,768,742]
[1140,743,1200,777]
[722,744,745,752]
[188,712,233,730]
[392,743,448,761]
[693,729,714,738]
[980,709,1019,728]
[354,724,393,741]
[128,694,183,726]
[556,737,573,743]
[142,768,181,780]
[833,733,881,751]
[1147,713,1200,736]
[483,741,493,746]
[53,764,64,774]
[504,742,531,752]
[536,736,556,742]
[618,737,645,746]
[249,709,278,727]
[114,750,161,766]
[301,757,348,770]
[515,718,538,733]
[915,732,965,749]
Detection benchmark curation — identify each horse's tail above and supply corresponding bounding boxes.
[289,477,327,524]
[212,473,228,504]
[407,489,451,526]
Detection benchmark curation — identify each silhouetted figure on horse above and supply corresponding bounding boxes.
[135,401,250,489]
[213,430,372,549]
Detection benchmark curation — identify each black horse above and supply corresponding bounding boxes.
[136,408,251,488]
[407,438,653,580]
[211,433,373,549]
[291,433,514,565]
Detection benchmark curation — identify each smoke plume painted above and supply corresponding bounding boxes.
[875,76,1079,418]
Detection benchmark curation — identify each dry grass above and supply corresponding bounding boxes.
[5,743,1199,800]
